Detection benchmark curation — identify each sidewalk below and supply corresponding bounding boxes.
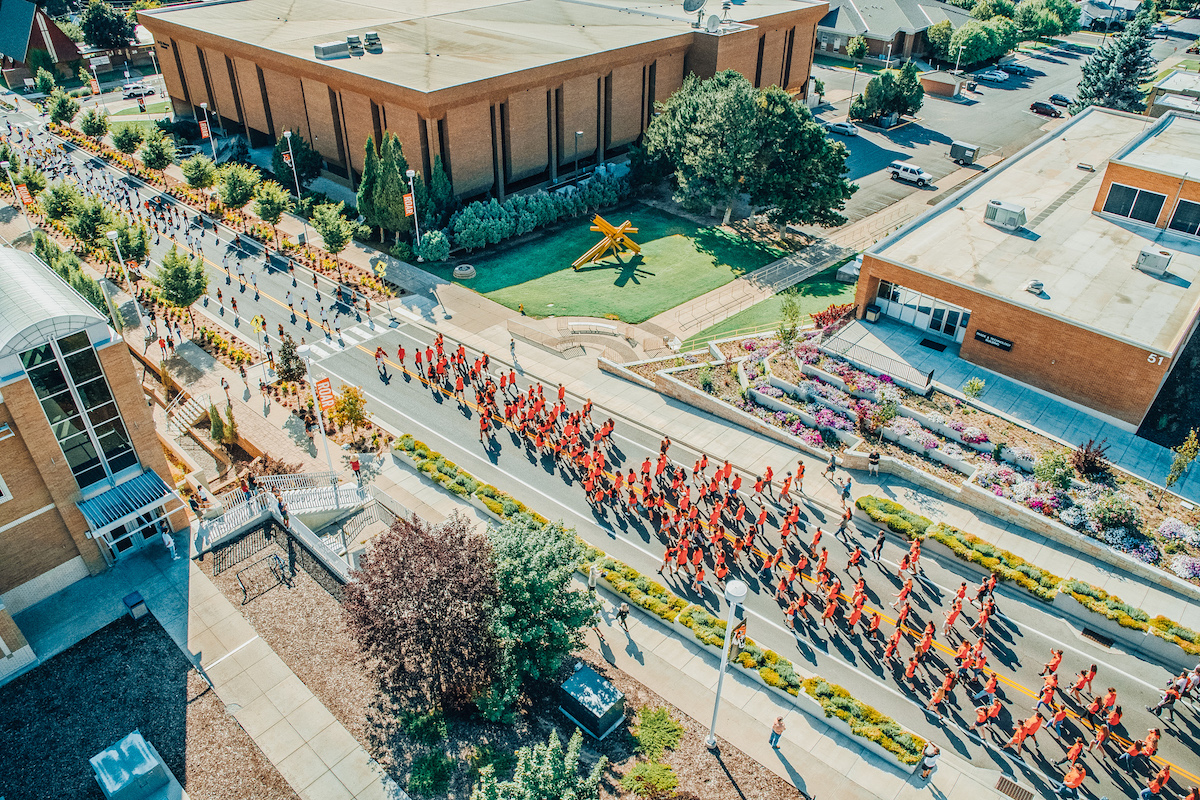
[11,532,404,800]
[587,580,1007,800]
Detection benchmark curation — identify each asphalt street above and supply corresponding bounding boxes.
[3,67,1200,798]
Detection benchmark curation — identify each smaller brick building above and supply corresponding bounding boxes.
[855,107,1200,429]
[0,247,187,684]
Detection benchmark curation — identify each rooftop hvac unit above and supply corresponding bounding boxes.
[314,40,349,59]
[984,199,1027,231]
[347,35,363,54]
[364,31,381,48]
[1137,247,1172,277]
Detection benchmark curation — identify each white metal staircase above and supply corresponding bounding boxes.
[165,392,210,437]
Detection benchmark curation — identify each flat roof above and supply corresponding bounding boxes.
[1116,110,1200,177]
[1154,68,1200,97]
[142,0,821,94]
[868,107,1200,354]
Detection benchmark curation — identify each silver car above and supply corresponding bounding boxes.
[974,70,1009,83]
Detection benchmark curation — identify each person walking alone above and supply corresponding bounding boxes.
[769,716,785,748]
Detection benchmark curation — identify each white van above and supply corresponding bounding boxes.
[888,161,933,187]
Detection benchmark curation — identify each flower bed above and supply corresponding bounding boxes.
[926,523,1061,602]
[802,678,925,766]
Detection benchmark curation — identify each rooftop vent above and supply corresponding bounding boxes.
[347,35,363,54]
[1023,279,1044,294]
[984,199,1027,231]
[365,31,381,47]
[1137,247,1172,277]
[314,40,349,60]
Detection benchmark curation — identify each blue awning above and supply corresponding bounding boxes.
[77,470,179,538]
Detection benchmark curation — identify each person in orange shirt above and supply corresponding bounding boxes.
[1050,705,1068,738]
[1107,705,1122,729]
[1141,766,1170,800]
[970,704,991,734]
[1022,712,1043,744]
[1087,723,1109,754]
[1056,763,1086,798]
[1039,648,1064,676]
[1003,726,1027,755]
[1101,687,1118,710]
[1054,737,1085,767]
[926,685,948,721]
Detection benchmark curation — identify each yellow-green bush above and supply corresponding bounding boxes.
[927,523,1060,602]
[802,678,925,765]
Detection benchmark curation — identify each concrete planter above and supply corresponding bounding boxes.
[925,446,975,475]
[802,362,884,403]
[1051,592,1197,675]
[598,357,657,390]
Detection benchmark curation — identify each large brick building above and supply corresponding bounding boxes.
[0,246,187,683]
[137,0,827,199]
[855,108,1200,429]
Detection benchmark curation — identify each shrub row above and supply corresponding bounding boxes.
[592,557,689,622]
[393,433,547,525]
[856,496,1200,653]
[802,678,925,766]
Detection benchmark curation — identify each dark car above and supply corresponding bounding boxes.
[1030,101,1061,117]
[1049,93,1071,107]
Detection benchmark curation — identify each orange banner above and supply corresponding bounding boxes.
[403,193,415,217]
[14,184,33,205]
[199,119,210,140]
[314,377,335,411]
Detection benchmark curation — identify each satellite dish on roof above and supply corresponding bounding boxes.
[706,14,721,31]
[683,0,706,13]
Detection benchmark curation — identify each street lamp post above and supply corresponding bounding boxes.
[849,66,860,104]
[297,345,340,507]
[1,160,33,236]
[148,45,162,92]
[405,168,422,261]
[106,229,147,337]
[705,579,748,749]
[283,131,312,250]
[954,44,967,75]
[199,102,217,160]
[91,64,109,113]
[574,130,583,182]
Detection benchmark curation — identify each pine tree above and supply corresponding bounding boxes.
[276,334,307,383]
[48,90,80,125]
[180,154,216,189]
[111,125,144,155]
[1070,8,1156,114]
[79,108,108,139]
[356,136,380,237]
[375,133,411,243]
[428,155,454,226]
[139,128,176,172]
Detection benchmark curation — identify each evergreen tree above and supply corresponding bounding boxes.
[79,108,108,139]
[416,229,450,262]
[271,131,322,193]
[276,334,306,382]
[111,125,144,155]
[252,180,293,245]
[139,128,176,172]
[375,133,412,243]
[70,194,112,248]
[1070,8,1156,114]
[35,66,57,95]
[846,36,869,60]
[153,245,208,329]
[311,201,354,260]
[470,729,605,800]
[427,154,454,226]
[17,164,46,197]
[217,163,261,209]
[48,90,80,125]
[180,154,216,189]
[356,136,380,237]
[106,218,150,263]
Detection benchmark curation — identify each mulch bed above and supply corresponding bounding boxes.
[0,614,296,800]
[199,537,800,799]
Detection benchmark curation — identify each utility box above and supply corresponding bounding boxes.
[1137,247,1172,277]
[91,730,182,800]
[559,664,625,740]
[984,199,1027,231]
[950,141,979,165]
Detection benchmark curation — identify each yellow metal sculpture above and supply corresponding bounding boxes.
[572,214,641,269]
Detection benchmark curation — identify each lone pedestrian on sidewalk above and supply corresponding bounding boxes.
[617,602,630,631]
[769,716,785,748]
[868,449,880,476]
[919,743,940,780]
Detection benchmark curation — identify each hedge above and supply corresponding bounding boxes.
[590,557,688,622]
[854,496,933,539]
[926,523,1061,602]
[803,678,925,765]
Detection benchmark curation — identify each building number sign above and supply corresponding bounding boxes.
[1147,354,1166,365]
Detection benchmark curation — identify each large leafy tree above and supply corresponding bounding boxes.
[927,20,953,61]
[850,63,924,122]
[79,108,108,140]
[70,194,113,248]
[17,164,46,197]
[846,35,869,60]
[48,90,80,125]
[344,512,501,711]
[355,136,380,236]
[81,0,135,48]
[106,218,150,263]
[35,66,57,95]
[948,18,1016,67]
[311,201,354,259]
[41,181,82,220]
[271,131,322,193]
[645,71,855,227]
[252,180,293,244]
[181,154,216,189]
[484,520,594,710]
[218,163,261,209]
[139,128,176,172]
[153,244,207,329]
[111,125,144,156]
[1070,8,1156,114]
[471,729,605,800]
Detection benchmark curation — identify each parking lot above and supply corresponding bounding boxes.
[812,22,1200,222]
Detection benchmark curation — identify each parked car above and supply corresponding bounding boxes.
[1049,93,1071,106]
[1030,101,1061,117]
[974,70,1009,83]
[824,121,859,136]
[122,83,155,98]
[888,161,933,187]
[1000,62,1031,76]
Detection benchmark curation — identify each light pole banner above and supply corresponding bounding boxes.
[314,377,336,411]
[14,184,33,205]
[89,77,100,94]
[403,193,415,217]
[199,119,210,140]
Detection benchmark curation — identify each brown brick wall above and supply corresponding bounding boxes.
[0,399,81,595]
[261,67,311,142]
[0,606,29,652]
[507,88,549,182]
[854,256,1169,425]
[654,51,686,102]
[760,29,786,88]
[715,28,762,83]
[445,101,495,196]
[99,343,190,532]
[175,40,211,109]
[382,103,423,172]
[300,78,342,163]
[560,75,599,168]
[608,64,643,147]
[1093,161,1200,228]
[340,90,373,173]
[789,22,818,91]
[0,378,105,577]
[203,48,240,128]
[233,57,269,135]
[158,39,187,104]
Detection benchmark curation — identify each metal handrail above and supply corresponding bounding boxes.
[254,472,340,491]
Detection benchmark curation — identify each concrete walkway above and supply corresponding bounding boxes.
[11,530,404,800]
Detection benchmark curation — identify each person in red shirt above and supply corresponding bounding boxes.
[1057,764,1086,798]
[1054,738,1085,767]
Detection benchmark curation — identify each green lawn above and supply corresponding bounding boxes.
[681,263,857,349]
[109,120,160,137]
[112,101,171,117]
[435,204,785,323]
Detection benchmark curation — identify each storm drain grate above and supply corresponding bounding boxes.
[1081,628,1114,648]
[995,776,1033,800]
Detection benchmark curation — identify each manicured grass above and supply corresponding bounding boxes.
[109,120,159,137]
[435,203,785,323]
[814,54,888,74]
[112,101,171,116]
[681,264,857,349]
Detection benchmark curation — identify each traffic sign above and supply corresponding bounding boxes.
[250,314,265,333]
[314,377,335,411]
[403,192,415,217]
[14,184,33,205]
[199,119,210,140]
